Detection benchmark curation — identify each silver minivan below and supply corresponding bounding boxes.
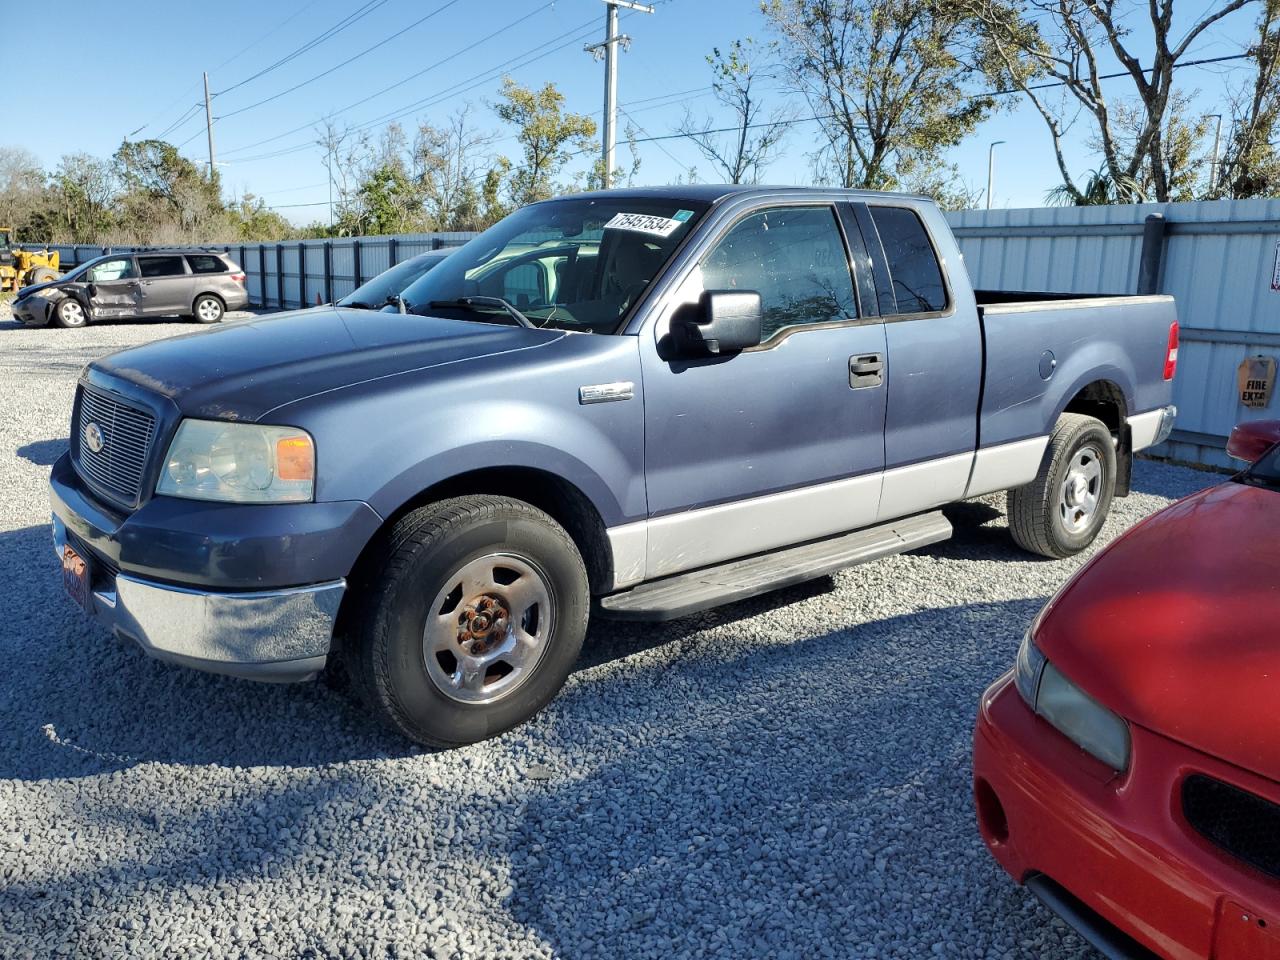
[11,251,250,328]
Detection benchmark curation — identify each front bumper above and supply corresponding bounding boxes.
[49,451,382,682]
[53,513,343,681]
[974,672,1280,960]
[11,294,53,326]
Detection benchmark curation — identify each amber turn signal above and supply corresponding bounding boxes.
[276,435,315,481]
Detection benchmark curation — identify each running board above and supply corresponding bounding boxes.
[598,511,952,621]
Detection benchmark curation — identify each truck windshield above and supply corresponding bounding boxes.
[399,196,709,334]
[338,253,447,309]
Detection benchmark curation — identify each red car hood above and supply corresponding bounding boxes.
[1037,480,1280,780]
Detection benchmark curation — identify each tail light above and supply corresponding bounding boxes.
[1163,321,1179,381]
[229,272,246,285]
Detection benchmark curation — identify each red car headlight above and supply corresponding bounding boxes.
[1014,629,1131,772]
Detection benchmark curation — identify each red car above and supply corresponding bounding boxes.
[974,419,1280,960]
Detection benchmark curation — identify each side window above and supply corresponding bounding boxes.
[869,206,947,314]
[187,255,227,274]
[701,205,856,341]
[139,255,187,278]
[500,261,544,308]
[87,258,136,282]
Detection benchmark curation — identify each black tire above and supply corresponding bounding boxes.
[345,495,589,747]
[28,267,58,285]
[1008,413,1116,559]
[54,297,88,328]
[192,293,224,323]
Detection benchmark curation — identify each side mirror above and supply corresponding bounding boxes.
[1226,420,1280,463]
[679,290,763,356]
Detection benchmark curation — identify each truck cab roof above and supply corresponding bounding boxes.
[549,184,933,206]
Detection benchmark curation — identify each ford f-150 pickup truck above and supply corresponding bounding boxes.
[49,185,1178,746]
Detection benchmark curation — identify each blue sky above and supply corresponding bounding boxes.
[6,0,1266,222]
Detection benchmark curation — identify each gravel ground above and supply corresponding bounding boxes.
[0,307,1218,959]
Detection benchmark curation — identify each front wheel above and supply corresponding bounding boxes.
[54,297,87,328]
[345,495,589,747]
[192,294,224,323]
[1008,413,1116,559]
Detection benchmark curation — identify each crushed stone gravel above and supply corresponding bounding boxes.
[0,312,1218,958]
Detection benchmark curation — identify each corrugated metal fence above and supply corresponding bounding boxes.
[946,199,1280,468]
[41,233,478,311]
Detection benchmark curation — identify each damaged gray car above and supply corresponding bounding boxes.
[11,251,248,328]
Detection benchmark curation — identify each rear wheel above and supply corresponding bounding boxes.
[1008,413,1116,559]
[54,297,87,328]
[192,294,224,323]
[345,495,589,747]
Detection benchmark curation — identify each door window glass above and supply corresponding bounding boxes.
[139,255,187,278]
[87,258,136,282]
[869,206,947,314]
[700,205,856,341]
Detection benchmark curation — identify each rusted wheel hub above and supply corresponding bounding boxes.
[458,595,511,655]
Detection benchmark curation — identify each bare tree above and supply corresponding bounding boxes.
[677,39,791,183]
[964,0,1259,202]
[413,107,502,230]
[762,0,994,191]
[0,147,51,237]
[1216,0,1280,197]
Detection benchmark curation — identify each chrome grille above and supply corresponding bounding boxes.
[75,387,156,505]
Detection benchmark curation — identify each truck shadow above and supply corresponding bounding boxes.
[1,595,1099,958]
[17,439,68,466]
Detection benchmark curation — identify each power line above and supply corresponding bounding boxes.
[220,0,561,158]
[226,18,604,164]
[216,0,390,97]
[216,0,465,121]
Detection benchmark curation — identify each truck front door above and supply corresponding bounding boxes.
[638,201,887,580]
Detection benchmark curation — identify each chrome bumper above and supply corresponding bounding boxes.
[53,515,343,682]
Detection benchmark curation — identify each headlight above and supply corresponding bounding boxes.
[156,420,314,503]
[1013,629,1131,771]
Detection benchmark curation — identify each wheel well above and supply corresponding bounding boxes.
[1062,380,1126,433]
[193,291,225,310]
[348,467,614,598]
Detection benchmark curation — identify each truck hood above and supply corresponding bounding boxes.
[1036,480,1280,779]
[90,306,565,421]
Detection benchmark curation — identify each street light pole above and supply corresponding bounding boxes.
[986,140,1006,210]
[585,0,653,189]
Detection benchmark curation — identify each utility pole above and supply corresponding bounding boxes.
[1206,113,1223,194]
[986,140,1006,210]
[203,71,216,177]
[585,0,653,189]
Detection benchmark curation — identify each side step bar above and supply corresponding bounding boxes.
[598,511,952,621]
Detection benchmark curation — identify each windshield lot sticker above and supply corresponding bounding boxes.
[604,212,684,237]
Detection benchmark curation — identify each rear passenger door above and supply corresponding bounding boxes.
[639,201,888,579]
[136,254,194,316]
[852,202,982,522]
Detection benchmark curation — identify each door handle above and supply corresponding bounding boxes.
[849,353,884,388]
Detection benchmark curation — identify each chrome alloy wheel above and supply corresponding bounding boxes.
[60,300,85,325]
[196,298,222,322]
[423,553,554,705]
[1059,444,1103,534]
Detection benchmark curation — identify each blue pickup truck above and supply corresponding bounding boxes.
[50,185,1178,745]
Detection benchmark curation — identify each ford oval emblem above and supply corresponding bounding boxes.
[83,421,105,454]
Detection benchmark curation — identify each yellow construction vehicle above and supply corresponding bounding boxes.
[0,227,61,293]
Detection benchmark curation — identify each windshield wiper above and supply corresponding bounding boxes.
[428,296,535,329]
[341,299,371,310]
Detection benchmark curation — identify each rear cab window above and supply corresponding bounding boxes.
[868,205,948,315]
[187,255,228,274]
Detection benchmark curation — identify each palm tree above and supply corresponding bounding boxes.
[1045,168,1144,206]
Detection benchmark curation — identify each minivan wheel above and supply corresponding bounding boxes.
[54,297,87,328]
[345,495,589,747]
[1008,413,1117,559]
[193,294,224,323]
